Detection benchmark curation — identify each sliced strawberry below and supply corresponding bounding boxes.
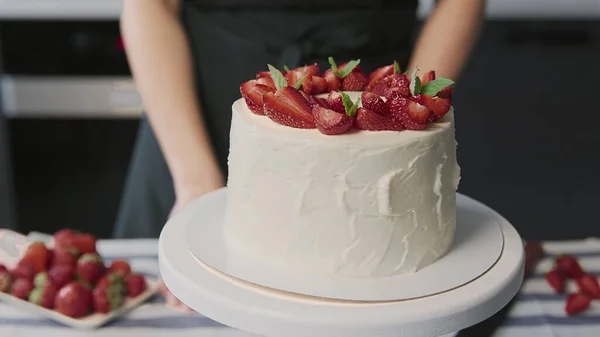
[310,76,328,94]
[545,269,566,293]
[263,87,315,129]
[242,83,274,115]
[361,92,387,115]
[339,61,362,74]
[341,72,368,91]
[311,96,330,109]
[405,95,433,125]
[285,69,303,88]
[576,274,600,299]
[256,71,271,79]
[386,91,408,116]
[367,64,394,89]
[565,293,591,316]
[323,69,341,92]
[301,75,313,95]
[556,255,585,279]
[423,95,451,120]
[256,76,276,90]
[386,74,411,97]
[301,63,320,76]
[327,91,345,114]
[437,86,453,99]
[420,70,436,86]
[355,108,402,131]
[312,105,354,135]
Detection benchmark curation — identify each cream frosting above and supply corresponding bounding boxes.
[223,92,461,278]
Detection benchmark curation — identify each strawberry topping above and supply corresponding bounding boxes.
[423,95,451,120]
[367,64,394,90]
[341,72,368,91]
[355,108,402,131]
[420,70,436,86]
[323,69,341,92]
[361,92,387,115]
[263,87,315,129]
[240,81,274,115]
[404,97,433,127]
[327,91,346,114]
[313,105,354,135]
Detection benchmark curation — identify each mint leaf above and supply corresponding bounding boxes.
[292,73,308,89]
[393,61,401,74]
[328,57,339,77]
[268,64,287,90]
[337,59,361,78]
[421,78,455,96]
[283,65,290,72]
[340,92,354,113]
[348,97,361,117]
[409,67,421,96]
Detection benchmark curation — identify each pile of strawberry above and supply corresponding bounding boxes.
[239,58,455,135]
[545,255,599,316]
[0,229,147,318]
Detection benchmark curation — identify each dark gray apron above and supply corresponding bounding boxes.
[113,0,419,238]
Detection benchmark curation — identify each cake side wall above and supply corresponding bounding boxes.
[224,100,460,277]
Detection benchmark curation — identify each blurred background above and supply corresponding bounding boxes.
[0,0,598,240]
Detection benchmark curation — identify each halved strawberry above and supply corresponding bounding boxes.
[339,61,362,74]
[369,73,410,97]
[323,69,340,92]
[286,69,303,88]
[406,96,433,124]
[367,64,394,90]
[545,269,566,293]
[437,86,453,99]
[556,255,585,279]
[565,293,591,316]
[422,95,451,120]
[256,71,271,79]
[361,92,387,115]
[263,87,315,129]
[241,81,274,115]
[341,72,367,91]
[327,91,345,114]
[301,63,320,76]
[420,70,436,86]
[312,105,354,135]
[576,274,600,299]
[310,76,328,94]
[311,96,330,109]
[355,108,402,131]
[386,91,408,116]
[256,76,276,90]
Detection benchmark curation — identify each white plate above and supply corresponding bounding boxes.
[0,229,160,330]
[185,188,504,301]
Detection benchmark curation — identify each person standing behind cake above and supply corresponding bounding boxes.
[115,0,486,310]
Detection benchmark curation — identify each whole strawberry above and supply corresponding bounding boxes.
[21,242,50,274]
[565,293,591,316]
[73,233,97,255]
[53,229,77,249]
[48,265,76,289]
[125,273,147,298]
[92,284,124,314]
[11,261,35,282]
[97,272,126,296]
[556,255,585,279]
[109,260,131,278]
[576,274,600,299]
[0,271,12,293]
[11,277,34,300]
[34,272,51,288]
[29,283,59,309]
[54,281,92,318]
[76,253,105,284]
[545,269,565,293]
[52,246,80,268]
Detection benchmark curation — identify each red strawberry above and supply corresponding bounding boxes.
[339,61,362,74]
[386,74,411,97]
[404,96,433,126]
[29,283,58,309]
[256,76,276,90]
[310,96,330,109]
[576,274,600,299]
[11,261,35,281]
[323,69,340,92]
[11,277,34,300]
[312,105,354,135]
[54,281,92,318]
[125,273,147,298]
[0,271,12,293]
[52,246,79,268]
[76,253,105,284]
[74,233,97,255]
[565,293,591,316]
[34,272,50,288]
[53,229,77,248]
[305,75,327,95]
[109,260,131,278]
[361,92,387,115]
[545,269,566,293]
[256,71,271,79]
[437,87,453,99]
[386,91,408,115]
[263,87,316,129]
[326,91,345,114]
[355,108,402,131]
[0,264,7,273]
[556,255,585,279]
[367,64,394,89]
[21,241,50,273]
[49,265,75,289]
[92,284,124,314]
[420,70,436,86]
[422,95,451,120]
[243,83,273,115]
[97,272,126,295]
[341,72,367,91]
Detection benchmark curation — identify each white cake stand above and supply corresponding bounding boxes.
[159,188,525,337]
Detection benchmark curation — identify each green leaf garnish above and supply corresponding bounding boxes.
[393,61,401,74]
[328,57,361,78]
[283,65,290,72]
[340,92,361,117]
[421,78,455,96]
[268,64,287,90]
[292,73,309,89]
[409,67,421,96]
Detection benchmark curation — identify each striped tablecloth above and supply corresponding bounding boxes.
[0,238,599,337]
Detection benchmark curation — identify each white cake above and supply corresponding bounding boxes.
[224,91,461,278]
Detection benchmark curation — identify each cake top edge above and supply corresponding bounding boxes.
[239,58,455,136]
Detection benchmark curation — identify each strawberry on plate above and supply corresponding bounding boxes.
[52,246,80,268]
[11,277,34,300]
[55,281,92,318]
[76,253,106,285]
[0,271,12,293]
[565,293,591,316]
[11,261,36,282]
[355,108,402,131]
[361,92,387,115]
[53,229,77,249]
[73,233,97,255]
[49,264,76,289]
[29,283,59,309]
[93,283,124,314]
[125,273,147,298]
[263,87,316,129]
[97,272,127,296]
[21,241,50,274]
[34,272,51,288]
[109,260,131,278]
